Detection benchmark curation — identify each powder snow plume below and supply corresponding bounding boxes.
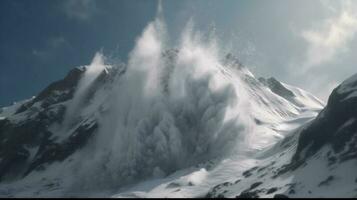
[55,5,256,192]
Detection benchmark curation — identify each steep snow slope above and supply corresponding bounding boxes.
[111,108,320,198]
[182,73,357,198]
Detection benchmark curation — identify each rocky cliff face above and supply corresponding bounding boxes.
[292,73,357,165]
[0,67,101,182]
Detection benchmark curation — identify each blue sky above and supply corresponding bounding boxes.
[1,0,357,106]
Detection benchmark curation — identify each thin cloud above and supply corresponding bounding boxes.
[49,37,67,48]
[301,1,357,72]
[32,37,71,61]
[63,0,98,21]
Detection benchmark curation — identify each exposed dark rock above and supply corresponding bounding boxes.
[257,165,268,173]
[273,194,289,198]
[0,65,118,182]
[258,173,267,178]
[254,118,263,125]
[166,182,181,188]
[15,67,84,114]
[259,77,295,100]
[33,68,84,104]
[318,176,334,187]
[234,179,241,184]
[266,187,278,194]
[0,106,98,182]
[327,155,337,166]
[205,181,232,198]
[288,189,295,194]
[242,166,258,178]
[269,73,357,175]
[243,170,252,178]
[224,53,244,70]
[249,182,262,190]
[0,118,51,181]
[236,190,260,198]
[24,122,98,176]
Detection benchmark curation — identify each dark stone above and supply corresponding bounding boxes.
[236,191,260,198]
[327,156,337,166]
[266,187,278,194]
[205,181,233,198]
[222,182,231,186]
[258,173,267,178]
[166,182,181,188]
[242,166,258,178]
[287,73,357,170]
[259,77,295,100]
[15,68,84,115]
[318,175,334,187]
[254,118,263,125]
[0,66,121,184]
[24,122,98,176]
[33,68,84,103]
[273,194,289,198]
[242,170,252,178]
[249,182,262,190]
[257,165,268,173]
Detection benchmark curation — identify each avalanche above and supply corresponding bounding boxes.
[0,3,335,198]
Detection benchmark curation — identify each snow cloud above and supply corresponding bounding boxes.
[301,1,357,72]
[64,7,252,190]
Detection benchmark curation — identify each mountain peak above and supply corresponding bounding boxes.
[223,53,245,69]
[259,76,295,99]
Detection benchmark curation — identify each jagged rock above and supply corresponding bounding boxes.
[273,194,289,198]
[266,187,278,194]
[16,67,84,114]
[249,182,263,190]
[292,73,357,166]
[236,191,260,198]
[259,77,295,99]
[242,166,258,178]
[318,176,334,187]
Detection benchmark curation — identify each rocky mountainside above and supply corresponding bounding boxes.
[204,73,357,198]
[293,74,357,164]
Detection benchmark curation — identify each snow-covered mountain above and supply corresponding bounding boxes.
[0,11,356,198]
[0,48,327,197]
